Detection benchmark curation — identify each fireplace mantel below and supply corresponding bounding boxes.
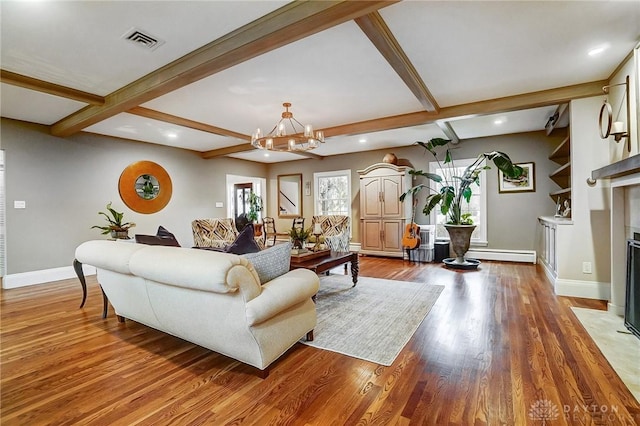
[591,154,640,180]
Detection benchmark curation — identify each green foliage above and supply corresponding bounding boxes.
[247,191,263,223]
[91,202,136,235]
[402,138,523,225]
[288,226,311,242]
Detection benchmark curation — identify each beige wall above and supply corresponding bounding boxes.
[268,131,561,250]
[1,119,267,274]
[2,116,573,276]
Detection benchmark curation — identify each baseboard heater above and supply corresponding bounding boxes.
[466,248,537,264]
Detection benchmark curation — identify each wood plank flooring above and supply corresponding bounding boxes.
[2,257,639,425]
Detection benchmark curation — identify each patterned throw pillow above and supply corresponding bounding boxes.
[243,242,292,284]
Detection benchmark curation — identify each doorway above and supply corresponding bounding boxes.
[234,183,253,231]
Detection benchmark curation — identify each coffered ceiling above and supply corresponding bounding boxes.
[1,1,638,163]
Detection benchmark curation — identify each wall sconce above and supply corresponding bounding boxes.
[599,75,631,152]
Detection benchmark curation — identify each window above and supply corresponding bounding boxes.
[429,159,487,245]
[313,170,351,216]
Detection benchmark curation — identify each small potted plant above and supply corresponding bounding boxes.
[91,202,136,239]
[288,226,310,251]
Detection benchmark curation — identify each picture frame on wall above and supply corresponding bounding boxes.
[499,162,535,193]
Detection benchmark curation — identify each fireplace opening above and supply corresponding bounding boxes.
[624,236,640,339]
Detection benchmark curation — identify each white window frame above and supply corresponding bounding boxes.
[429,159,488,246]
[313,169,351,217]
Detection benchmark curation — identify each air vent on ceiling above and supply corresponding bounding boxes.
[122,28,165,51]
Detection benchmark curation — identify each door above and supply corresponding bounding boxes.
[234,183,252,228]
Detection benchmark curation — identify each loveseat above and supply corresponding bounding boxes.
[75,240,319,376]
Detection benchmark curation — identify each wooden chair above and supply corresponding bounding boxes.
[292,217,305,231]
[262,217,277,247]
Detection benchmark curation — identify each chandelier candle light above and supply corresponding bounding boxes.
[251,102,325,152]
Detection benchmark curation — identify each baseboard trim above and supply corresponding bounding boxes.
[537,258,557,287]
[554,278,611,300]
[3,265,96,289]
[607,302,625,316]
[466,248,537,263]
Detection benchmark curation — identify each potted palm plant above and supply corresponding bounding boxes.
[247,191,264,236]
[400,138,523,269]
[91,202,136,239]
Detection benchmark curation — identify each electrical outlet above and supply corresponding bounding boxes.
[582,262,592,274]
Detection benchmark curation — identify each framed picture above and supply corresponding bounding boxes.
[499,162,535,193]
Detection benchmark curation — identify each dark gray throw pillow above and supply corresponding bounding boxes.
[225,224,260,254]
[135,225,181,247]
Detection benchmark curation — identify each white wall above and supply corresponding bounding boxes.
[556,97,611,285]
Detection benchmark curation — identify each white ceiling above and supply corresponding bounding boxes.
[1,1,638,163]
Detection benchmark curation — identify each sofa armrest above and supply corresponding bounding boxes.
[245,269,319,326]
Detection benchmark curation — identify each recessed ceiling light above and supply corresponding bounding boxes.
[588,44,609,56]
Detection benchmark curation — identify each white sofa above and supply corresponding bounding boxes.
[75,240,319,375]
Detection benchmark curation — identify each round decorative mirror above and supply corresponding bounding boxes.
[119,161,172,214]
[135,174,160,200]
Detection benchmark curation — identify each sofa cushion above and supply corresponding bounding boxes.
[225,224,260,255]
[135,225,181,247]
[243,242,291,284]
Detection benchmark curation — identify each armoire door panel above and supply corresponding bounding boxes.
[381,176,402,217]
[382,220,402,251]
[362,220,382,251]
[361,177,382,218]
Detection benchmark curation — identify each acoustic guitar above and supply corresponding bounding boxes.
[402,198,421,249]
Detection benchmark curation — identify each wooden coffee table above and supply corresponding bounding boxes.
[289,250,358,287]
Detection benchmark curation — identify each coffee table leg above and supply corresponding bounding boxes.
[350,254,359,287]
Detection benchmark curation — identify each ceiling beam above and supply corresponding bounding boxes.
[435,121,460,144]
[355,12,439,112]
[50,1,396,137]
[195,80,604,158]
[0,69,105,105]
[200,144,323,160]
[128,107,249,140]
[321,80,606,137]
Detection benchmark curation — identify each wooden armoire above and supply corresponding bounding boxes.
[357,163,412,257]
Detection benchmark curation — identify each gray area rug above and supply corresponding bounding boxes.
[301,275,444,366]
[571,307,640,402]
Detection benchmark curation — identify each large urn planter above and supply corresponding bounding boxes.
[443,224,480,270]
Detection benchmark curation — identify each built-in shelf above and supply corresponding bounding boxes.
[550,161,571,177]
[546,105,571,213]
[550,187,572,197]
[549,136,570,164]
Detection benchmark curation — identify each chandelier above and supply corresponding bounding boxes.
[251,102,325,152]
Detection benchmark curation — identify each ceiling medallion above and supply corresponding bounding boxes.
[251,102,325,152]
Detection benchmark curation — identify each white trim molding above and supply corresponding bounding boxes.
[554,278,611,300]
[3,264,96,289]
[466,248,537,264]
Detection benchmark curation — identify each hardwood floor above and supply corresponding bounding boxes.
[2,257,639,425]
